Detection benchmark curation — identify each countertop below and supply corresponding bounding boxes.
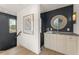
[45,31,79,36]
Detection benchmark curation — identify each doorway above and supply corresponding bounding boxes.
[0,12,17,50]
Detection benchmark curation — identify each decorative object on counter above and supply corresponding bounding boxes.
[51,15,67,30]
[67,28,70,31]
[50,28,53,31]
[73,12,77,24]
[23,14,34,34]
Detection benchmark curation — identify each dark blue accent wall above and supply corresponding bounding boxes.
[41,5,73,32]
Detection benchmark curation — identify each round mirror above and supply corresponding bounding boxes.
[51,15,67,30]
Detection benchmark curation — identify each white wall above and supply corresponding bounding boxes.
[74,5,79,54]
[73,5,79,34]
[17,4,41,54]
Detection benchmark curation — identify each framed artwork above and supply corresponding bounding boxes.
[23,14,34,34]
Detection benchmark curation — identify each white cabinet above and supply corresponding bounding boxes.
[44,33,66,54]
[44,33,79,55]
[65,36,77,55]
[44,34,57,50]
[56,35,66,53]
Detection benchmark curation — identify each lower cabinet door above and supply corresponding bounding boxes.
[50,34,57,50]
[56,35,66,54]
[66,36,77,55]
[44,34,57,50]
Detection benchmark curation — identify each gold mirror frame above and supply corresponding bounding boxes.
[51,15,67,30]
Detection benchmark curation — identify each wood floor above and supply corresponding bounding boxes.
[0,46,63,55]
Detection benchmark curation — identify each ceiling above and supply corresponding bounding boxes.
[0,4,30,16]
[0,4,71,16]
[40,4,71,13]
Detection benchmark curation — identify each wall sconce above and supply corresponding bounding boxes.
[73,12,77,24]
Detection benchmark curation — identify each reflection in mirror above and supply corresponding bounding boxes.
[51,15,67,30]
[53,18,58,28]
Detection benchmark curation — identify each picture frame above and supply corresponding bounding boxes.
[23,14,34,34]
